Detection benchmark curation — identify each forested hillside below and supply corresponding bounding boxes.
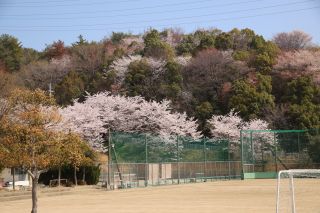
[0,28,319,135]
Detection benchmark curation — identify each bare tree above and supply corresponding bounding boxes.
[273,30,312,50]
[70,42,107,75]
[183,49,250,100]
[19,56,71,90]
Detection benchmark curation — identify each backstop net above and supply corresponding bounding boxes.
[103,131,241,189]
[241,129,320,179]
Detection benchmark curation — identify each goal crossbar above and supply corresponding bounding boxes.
[276,169,320,213]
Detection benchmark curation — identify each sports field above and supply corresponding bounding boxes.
[2,179,320,213]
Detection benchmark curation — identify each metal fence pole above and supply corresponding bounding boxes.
[108,128,112,190]
[228,139,231,180]
[240,130,244,180]
[145,134,148,187]
[177,135,180,184]
[203,139,207,182]
[250,132,254,165]
[274,132,278,173]
[297,132,300,160]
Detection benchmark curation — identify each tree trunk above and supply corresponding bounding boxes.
[12,168,15,191]
[58,167,61,187]
[82,167,86,182]
[31,173,38,213]
[74,166,77,186]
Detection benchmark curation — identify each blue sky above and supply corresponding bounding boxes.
[0,0,319,51]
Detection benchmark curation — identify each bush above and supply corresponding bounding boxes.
[39,165,101,186]
[83,165,101,185]
[308,135,320,163]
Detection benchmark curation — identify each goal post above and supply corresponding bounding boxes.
[276,169,320,213]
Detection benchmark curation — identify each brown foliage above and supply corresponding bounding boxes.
[44,40,69,60]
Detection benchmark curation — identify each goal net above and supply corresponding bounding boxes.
[276,169,320,213]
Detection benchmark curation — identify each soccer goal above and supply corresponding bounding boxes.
[276,169,320,213]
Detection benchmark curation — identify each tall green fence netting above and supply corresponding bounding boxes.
[103,132,241,189]
[240,129,320,179]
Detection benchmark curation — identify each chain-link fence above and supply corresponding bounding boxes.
[99,129,320,188]
[100,132,242,189]
[240,129,320,179]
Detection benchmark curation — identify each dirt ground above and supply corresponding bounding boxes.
[2,179,320,213]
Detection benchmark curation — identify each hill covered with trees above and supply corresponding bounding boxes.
[0,28,319,135]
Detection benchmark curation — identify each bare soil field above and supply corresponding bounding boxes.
[2,179,320,213]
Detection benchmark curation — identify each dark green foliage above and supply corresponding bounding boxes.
[54,71,85,105]
[110,32,130,44]
[229,28,255,50]
[281,77,320,130]
[72,35,88,47]
[144,29,161,47]
[21,48,40,65]
[195,102,214,136]
[145,41,175,60]
[214,32,233,50]
[286,103,320,130]
[0,34,23,72]
[251,52,274,73]
[249,37,279,74]
[308,134,320,163]
[125,59,153,97]
[283,76,320,105]
[160,61,183,100]
[176,35,197,55]
[196,102,213,120]
[143,29,175,60]
[38,165,100,186]
[197,34,216,51]
[229,74,275,120]
[232,50,250,61]
[84,70,116,95]
[81,165,101,185]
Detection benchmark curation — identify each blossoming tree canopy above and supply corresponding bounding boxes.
[208,110,243,143]
[208,110,272,151]
[59,92,201,151]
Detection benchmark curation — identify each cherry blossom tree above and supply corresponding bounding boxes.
[208,110,271,152]
[208,110,243,143]
[174,55,192,66]
[275,50,320,73]
[59,92,201,151]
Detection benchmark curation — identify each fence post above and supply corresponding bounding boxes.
[250,131,254,165]
[145,134,148,187]
[108,128,112,190]
[274,132,278,173]
[228,139,231,180]
[240,130,244,180]
[297,132,300,160]
[177,135,180,184]
[203,139,207,182]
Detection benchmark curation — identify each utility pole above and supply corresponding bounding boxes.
[48,82,53,97]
